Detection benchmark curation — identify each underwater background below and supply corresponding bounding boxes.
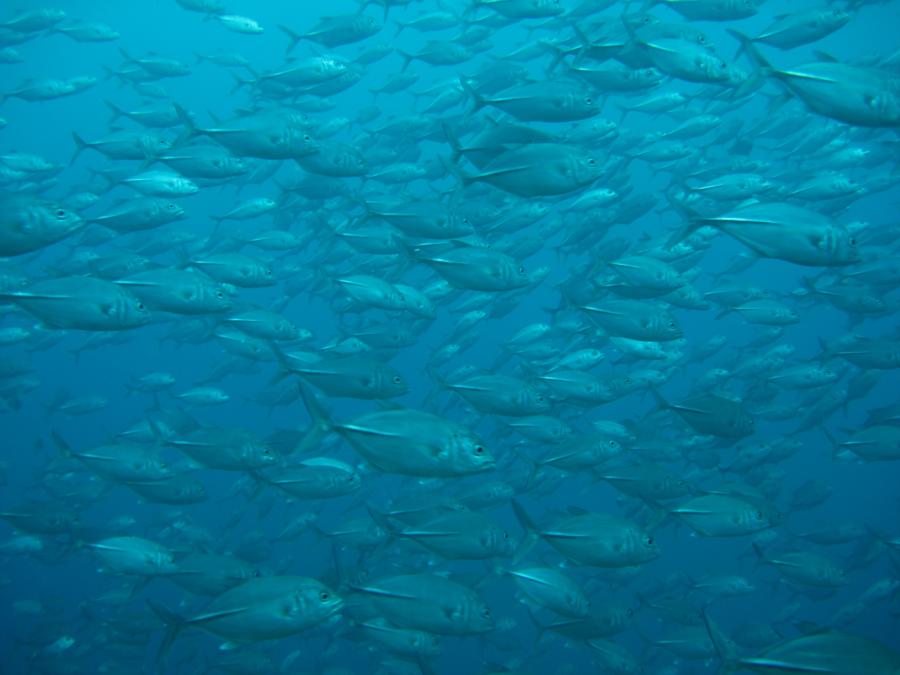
[1,0,899,673]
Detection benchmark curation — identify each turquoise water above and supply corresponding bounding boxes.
[1,1,899,673]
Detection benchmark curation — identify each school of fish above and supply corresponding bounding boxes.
[1,0,900,673]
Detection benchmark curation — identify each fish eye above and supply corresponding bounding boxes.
[669,321,676,328]
[588,158,596,165]
[644,535,654,545]
[392,375,402,384]
[608,440,616,447]
[319,591,330,601]
[518,266,526,274]
[137,303,145,310]
[480,607,491,618]
[167,203,176,210]
[55,209,67,219]
[585,97,593,105]
[216,291,224,299]
[474,445,485,455]
[849,238,856,246]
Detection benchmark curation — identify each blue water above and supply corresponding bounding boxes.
[2,1,900,673]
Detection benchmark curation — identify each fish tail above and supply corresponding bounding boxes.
[146,599,186,663]
[397,50,413,73]
[663,191,706,247]
[104,99,122,124]
[570,24,593,68]
[510,500,540,564]
[543,40,569,74]
[441,121,464,163]
[650,387,670,411]
[457,76,486,112]
[727,29,770,73]
[172,103,196,148]
[277,24,302,54]
[365,504,399,538]
[511,499,536,533]
[523,607,548,643]
[50,430,73,457]
[820,426,840,460]
[71,131,88,162]
[270,346,299,384]
[701,609,739,671]
[229,71,253,95]
[100,64,118,83]
[295,381,334,454]
[439,155,473,193]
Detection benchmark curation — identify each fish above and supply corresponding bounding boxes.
[732,30,900,127]
[0,194,85,256]
[513,501,660,568]
[0,277,151,330]
[296,382,494,477]
[0,1,899,673]
[149,576,342,653]
[351,573,493,635]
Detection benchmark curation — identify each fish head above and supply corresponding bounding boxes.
[412,630,442,655]
[637,529,660,561]
[823,8,851,29]
[486,525,515,556]
[697,52,731,82]
[660,314,683,340]
[118,292,153,328]
[449,429,495,474]
[290,581,343,622]
[202,284,234,311]
[574,152,605,185]
[336,469,362,493]
[565,591,590,618]
[376,367,409,397]
[732,577,754,594]
[246,441,278,466]
[591,436,622,461]
[636,68,661,86]
[467,598,495,633]
[37,201,83,236]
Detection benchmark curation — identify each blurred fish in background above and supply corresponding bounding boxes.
[0,0,899,673]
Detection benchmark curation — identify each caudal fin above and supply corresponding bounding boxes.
[701,609,739,670]
[295,381,334,455]
[71,132,88,162]
[278,24,302,54]
[147,599,187,663]
[510,500,540,564]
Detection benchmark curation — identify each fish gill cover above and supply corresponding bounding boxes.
[0,0,899,673]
